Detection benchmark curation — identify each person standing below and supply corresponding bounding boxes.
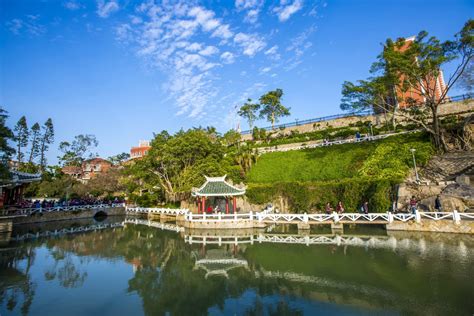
[409,196,417,214]
[435,195,442,211]
[336,201,345,214]
[325,202,333,214]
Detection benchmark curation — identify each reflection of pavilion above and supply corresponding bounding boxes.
[192,176,245,214]
[192,247,249,279]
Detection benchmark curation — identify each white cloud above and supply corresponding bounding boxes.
[274,0,303,22]
[6,15,46,36]
[212,24,233,40]
[186,42,202,52]
[220,51,235,64]
[199,46,219,56]
[259,66,271,73]
[234,32,266,57]
[235,0,264,24]
[97,0,119,18]
[64,1,81,10]
[264,45,281,60]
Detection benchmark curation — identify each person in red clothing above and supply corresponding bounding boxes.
[336,201,345,214]
[325,202,333,214]
[409,196,417,214]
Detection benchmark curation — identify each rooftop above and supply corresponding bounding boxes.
[192,175,245,197]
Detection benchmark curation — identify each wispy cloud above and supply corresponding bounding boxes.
[115,1,271,118]
[220,51,236,64]
[235,0,264,24]
[97,0,119,18]
[234,32,266,57]
[285,25,315,70]
[6,15,46,36]
[274,0,303,22]
[64,1,82,10]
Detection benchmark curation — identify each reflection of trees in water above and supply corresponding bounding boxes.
[44,248,88,288]
[0,245,36,316]
[2,223,474,315]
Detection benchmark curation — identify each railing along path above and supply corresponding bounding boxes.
[127,206,473,225]
[6,203,125,216]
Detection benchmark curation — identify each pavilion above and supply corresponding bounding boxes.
[192,175,245,214]
[0,170,42,207]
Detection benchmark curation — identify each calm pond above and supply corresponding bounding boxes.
[1,216,473,316]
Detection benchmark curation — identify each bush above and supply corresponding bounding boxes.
[246,178,396,213]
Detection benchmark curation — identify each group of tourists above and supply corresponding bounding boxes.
[324,201,370,214]
[15,197,125,209]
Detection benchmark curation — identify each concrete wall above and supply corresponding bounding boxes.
[241,99,474,141]
[386,219,474,234]
[12,206,126,225]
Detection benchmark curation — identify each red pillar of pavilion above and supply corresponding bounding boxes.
[233,197,236,213]
[225,197,229,214]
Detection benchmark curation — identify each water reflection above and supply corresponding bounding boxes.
[1,217,473,315]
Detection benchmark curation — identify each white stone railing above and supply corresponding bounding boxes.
[123,217,184,232]
[119,206,473,225]
[125,207,189,215]
[185,212,255,222]
[6,203,125,216]
[258,130,420,154]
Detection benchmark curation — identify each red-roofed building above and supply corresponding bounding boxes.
[130,140,151,160]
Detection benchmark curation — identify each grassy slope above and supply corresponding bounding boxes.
[247,133,433,183]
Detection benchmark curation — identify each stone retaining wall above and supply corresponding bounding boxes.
[12,207,126,225]
[386,219,474,234]
[241,99,474,141]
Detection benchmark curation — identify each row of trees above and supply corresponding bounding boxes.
[238,88,291,130]
[341,19,473,151]
[12,115,54,172]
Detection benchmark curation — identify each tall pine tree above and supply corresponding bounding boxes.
[39,118,54,171]
[28,122,41,164]
[14,116,29,164]
[0,108,15,178]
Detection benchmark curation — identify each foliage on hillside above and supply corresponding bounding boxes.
[246,133,433,212]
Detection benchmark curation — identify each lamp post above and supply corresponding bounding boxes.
[368,122,374,137]
[410,148,420,183]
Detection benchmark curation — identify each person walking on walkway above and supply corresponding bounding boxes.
[336,201,345,214]
[435,195,442,212]
[409,196,417,214]
[360,201,369,214]
[325,202,333,214]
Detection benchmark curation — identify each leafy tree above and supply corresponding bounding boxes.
[58,134,98,166]
[39,118,54,170]
[27,123,41,164]
[0,108,15,178]
[222,129,241,147]
[457,60,474,93]
[124,128,238,203]
[341,76,398,130]
[108,152,130,165]
[259,89,290,129]
[238,98,260,131]
[14,116,29,164]
[342,20,473,151]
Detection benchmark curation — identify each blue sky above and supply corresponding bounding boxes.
[1,0,472,164]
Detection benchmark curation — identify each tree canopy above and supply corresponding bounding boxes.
[340,19,473,151]
[259,88,291,129]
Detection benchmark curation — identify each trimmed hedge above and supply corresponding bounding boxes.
[246,178,396,213]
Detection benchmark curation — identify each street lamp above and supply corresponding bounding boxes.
[368,122,374,137]
[410,148,420,183]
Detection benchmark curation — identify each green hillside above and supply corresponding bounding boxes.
[245,133,434,212]
[247,133,433,183]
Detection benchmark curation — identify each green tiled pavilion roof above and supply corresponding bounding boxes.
[193,176,245,197]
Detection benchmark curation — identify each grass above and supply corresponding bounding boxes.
[246,132,433,184]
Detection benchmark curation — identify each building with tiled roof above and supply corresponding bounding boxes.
[192,175,245,214]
